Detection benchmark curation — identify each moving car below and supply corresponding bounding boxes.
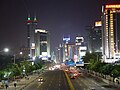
[70,72,79,79]
[38,77,44,82]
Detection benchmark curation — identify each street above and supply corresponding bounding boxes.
[6,69,119,90]
[24,70,70,90]
[71,69,120,90]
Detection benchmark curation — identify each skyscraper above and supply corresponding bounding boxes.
[35,29,50,60]
[27,15,38,58]
[86,21,102,53]
[102,4,120,62]
[27,14,31,48]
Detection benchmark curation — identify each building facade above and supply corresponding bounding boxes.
[27,15,51,60]
[86,22,102,53]
[35,29,50,60]
[102,4,120,61]
[27,15,37,58]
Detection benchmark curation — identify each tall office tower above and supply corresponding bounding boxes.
[75,36,87,62]
[31,16,38,57]
[86,26,93,52]
[27,15,32,55]
[35,29,50,60]
[94,21,102,53]
[86,22,102,53]
[27,15,31,48]
[27,15,38,58]
[63,36,70,61]
[102,4,120,61]
[56,44,64,63]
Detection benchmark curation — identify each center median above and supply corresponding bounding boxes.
[64,70,74,90]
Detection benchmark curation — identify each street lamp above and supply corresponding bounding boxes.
[4,48,9,52]
[14,52,22,64]
[0,48,9,53]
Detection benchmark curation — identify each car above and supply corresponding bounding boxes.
[38,77,44,82]
[70,73,78,79]
[114,76,120,84]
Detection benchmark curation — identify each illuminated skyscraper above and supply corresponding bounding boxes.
[63,36,70,61]
[35,29,50,60]
[27,15,38,58]
[102,4,120,61]
[27,14,31,48]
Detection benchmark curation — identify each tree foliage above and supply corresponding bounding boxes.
[83,52,120,78]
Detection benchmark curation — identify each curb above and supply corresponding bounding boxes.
[64,71,74,90]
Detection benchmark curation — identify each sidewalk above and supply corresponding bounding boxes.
[0,74,40,90]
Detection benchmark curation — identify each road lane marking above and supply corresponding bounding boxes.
[64,70,74,90]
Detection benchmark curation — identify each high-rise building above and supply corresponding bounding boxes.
[20,46,30,59]
[62,36,71,61]
[35,29,50,60]
[94,21,102,53]
[86,21,102,53]
[27,15,31,48]
[27,15,37,58]
[102,4,120,61]
[75,36,87,63]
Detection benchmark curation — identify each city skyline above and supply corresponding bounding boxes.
[0,0,120,52]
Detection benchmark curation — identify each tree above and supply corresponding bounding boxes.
[0,71,4,80]
[12,64,21,76]
[101,64,114,76]
[82,52,96,63]
[111,69,119,81]
[5,63,21,78]
[111,65,120,78]
[92,60,103,72]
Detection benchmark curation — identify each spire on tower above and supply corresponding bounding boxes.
[33,15,37,23]
[33,14,38,27]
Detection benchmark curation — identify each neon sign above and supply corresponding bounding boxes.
[106,5,120,9]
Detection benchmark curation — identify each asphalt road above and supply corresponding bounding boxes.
[71,70,120,90]
[24,70,70,90]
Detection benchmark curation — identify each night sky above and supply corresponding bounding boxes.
[0,0,120,52]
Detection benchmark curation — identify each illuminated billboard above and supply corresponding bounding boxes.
[31,43,35,49]
[105,4,120,9]
[63,37,70,44]
[63,37,70,41]
[76,61,84,66]
[80,46,87,50]
[95,21,102,27]
[35,29,48,33]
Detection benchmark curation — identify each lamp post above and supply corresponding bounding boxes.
[0,48,9,53]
